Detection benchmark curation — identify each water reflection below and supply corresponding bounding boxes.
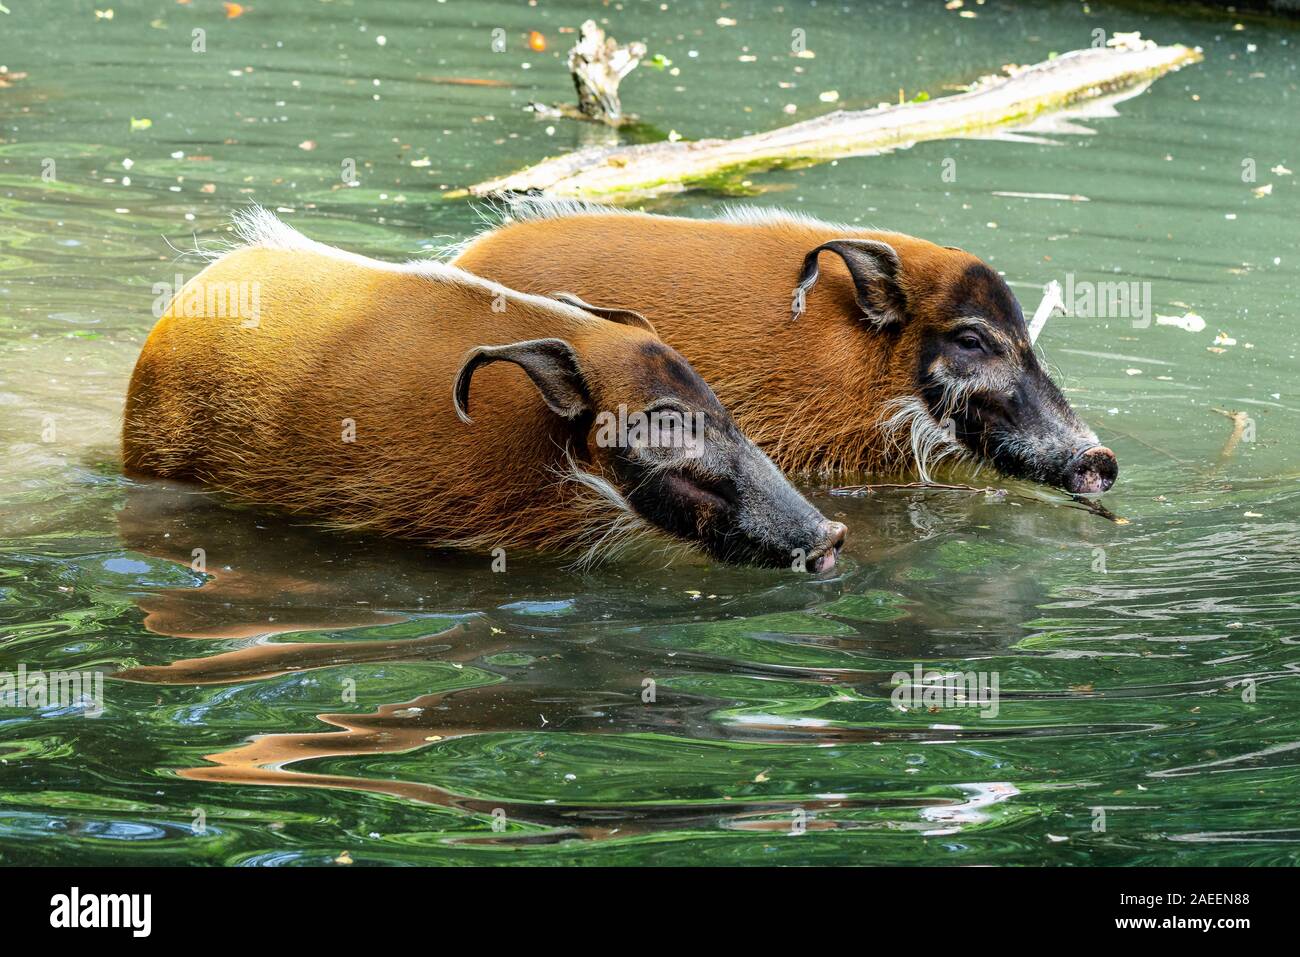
[105,478,1193,845]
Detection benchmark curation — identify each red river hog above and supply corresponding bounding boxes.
[122,208,846,571]
[452,199,1118,494]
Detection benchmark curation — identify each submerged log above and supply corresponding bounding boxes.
[466,35,1200,201]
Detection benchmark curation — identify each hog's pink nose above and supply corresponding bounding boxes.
[811,521,847,573]
[1066,446,1118,494]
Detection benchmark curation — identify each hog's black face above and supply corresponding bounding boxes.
[790,239,1117,493]
[603,343,847,571]
[915,264,1117,494]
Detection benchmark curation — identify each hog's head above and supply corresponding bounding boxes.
[794,240,1117,494]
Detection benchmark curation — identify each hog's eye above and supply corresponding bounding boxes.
[956,333,985,352]
[636,401,702,456]
[646,401,691,423]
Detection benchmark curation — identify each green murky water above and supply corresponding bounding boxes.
[1,1,1297,865]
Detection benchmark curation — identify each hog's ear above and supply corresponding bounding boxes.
[792,239,906,327]
[550,291,657,336]
[453,338,591,424]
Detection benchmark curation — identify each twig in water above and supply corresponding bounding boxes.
[1067,494,1128,524]
[1210,407,1250,463]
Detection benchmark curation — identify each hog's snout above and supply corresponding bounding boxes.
[807,520,847,573]
[1064,445,1118,494]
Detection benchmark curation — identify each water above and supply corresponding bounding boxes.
[1,1,1297,865]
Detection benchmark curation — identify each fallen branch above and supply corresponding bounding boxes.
[463,35,1200,200]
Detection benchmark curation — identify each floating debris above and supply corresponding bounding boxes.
[1027,279,1064,345]
[418,76,513,88]
[993,191,1089,202]
[1155,312,1206,333]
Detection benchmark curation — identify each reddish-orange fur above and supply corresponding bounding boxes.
[454,206,991,475]
[123,221,681,558]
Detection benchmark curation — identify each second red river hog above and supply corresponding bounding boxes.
[122,208,846,571]
[452,199,1118,494]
